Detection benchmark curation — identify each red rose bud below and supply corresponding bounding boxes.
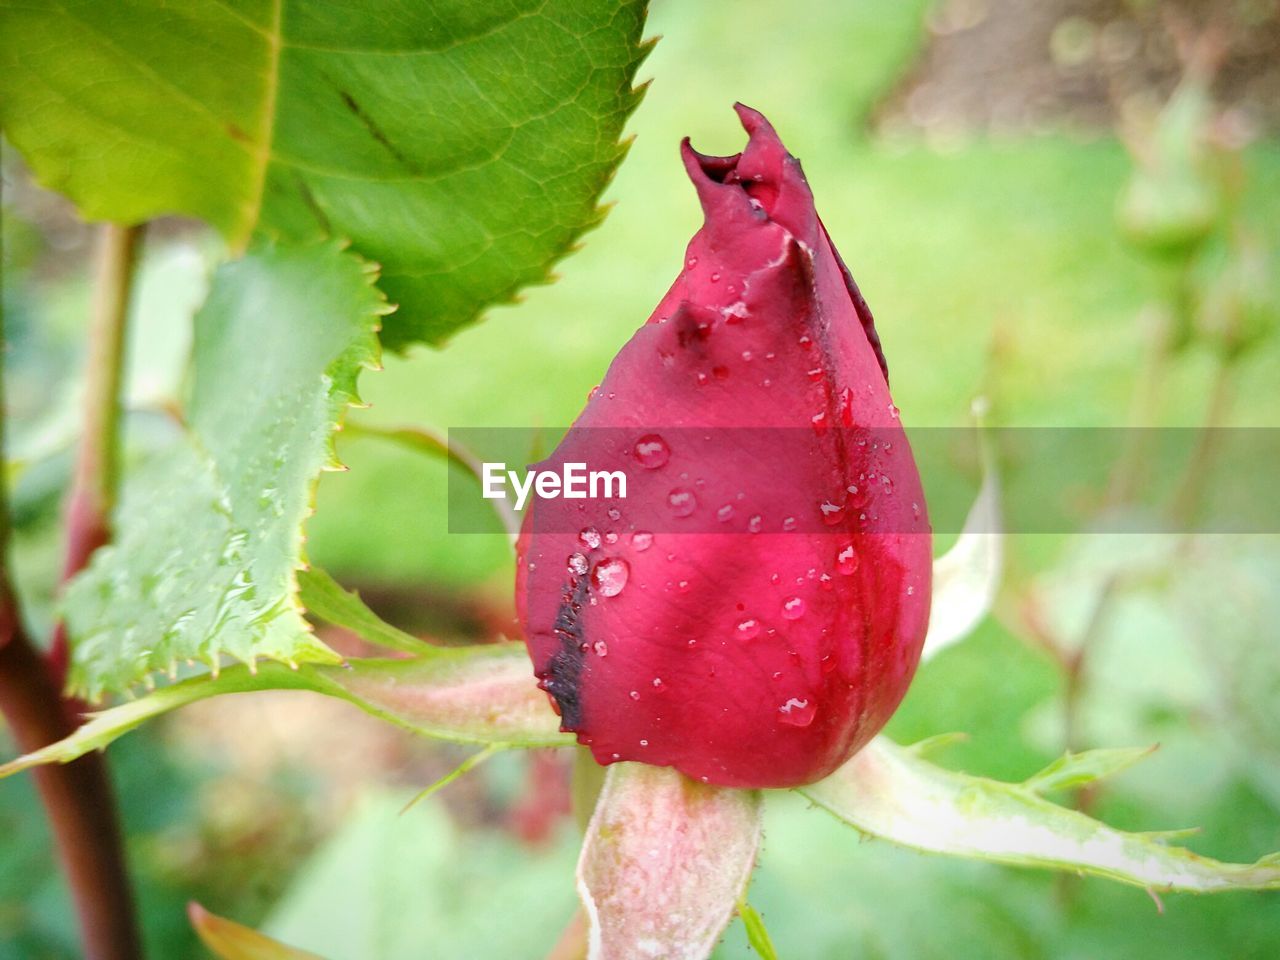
[515,105,931,788]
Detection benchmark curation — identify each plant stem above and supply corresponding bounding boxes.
[48,223,142,681]
[1169,353,1236,526]
[0,222,144,958]
[0,626,143,960]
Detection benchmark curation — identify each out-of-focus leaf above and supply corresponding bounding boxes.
[263,790,580,958]
[1022,746,1157,795]
[63,241,387,699]
[0,646,567,779]
[578,763,762,960]
[189,903,325,960]
[922,423,1001,660]
[801,737,1280,892]
[0,0,652,346]
[297,566,432,656]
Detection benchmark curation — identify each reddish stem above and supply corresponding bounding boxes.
[0,605,142,960]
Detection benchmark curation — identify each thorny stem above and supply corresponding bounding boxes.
[0,223,144,958]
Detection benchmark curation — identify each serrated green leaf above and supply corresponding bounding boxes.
[0,0,652,346]
[62,241,386,698]
[800,737,1280,892]
[189,903,326,960]
[0,645,567,780]
[297,566,433,656]
[578,764,762,960]
[1022,745,1158,795]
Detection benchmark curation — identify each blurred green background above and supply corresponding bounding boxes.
[3,0,1279,956]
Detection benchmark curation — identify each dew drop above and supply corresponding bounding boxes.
[717,504,735,523]
[798,335,812,349]
[807,368,825,382]
[748,514,763,533]
[710,272,721,282]
[676,579,691,594]
[604,531,619,545]
[567,553,589,576]
[632,530,654,551]
[811,411,829,435]
[778,697,816,727]
[633,434,671,469]
[907,585,916,596]
[667,488,698,518]
[578,527,602,549]
[651,677,666,692]
[782,516,798,532]
[888,402,901,420]
[686,256,698,268]
[838,386,856,427]
[593,640,609,657]
[781,596,806,620]
[741,350,754,361]
[736,618,761,640]
[591,558,630,597]
[819,500,845,526]
[629,690,640,701]
[608,507,622,521]
[837,543,860,575]
[640,739,650,747]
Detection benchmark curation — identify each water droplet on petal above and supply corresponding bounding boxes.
[651,677,666,692]
[837,543,859,575]
[778,697,816,727]
[633,434,670,469]
[630,690,640,701]
[782,516,798,532]
[578,527,602,549]
[567,553,589,576]
[819,500,845,525]
[736,618,761,640]
[667,488,698,518]
[604,531,619,544]
[632,530,654,551]
[838,387,855,426]
[717,504,734,523]
[781,596,806,620]
[593,640,609,656]
[811,411,829,436]
[591,558,630,597]
[748,514,763,533]
[608,507,622,521]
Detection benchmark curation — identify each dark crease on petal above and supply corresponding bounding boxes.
[540,574,591,730]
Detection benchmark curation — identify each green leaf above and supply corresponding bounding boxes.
[800,737,1280,892]
[736,900,780,960]
[578,763,762,960]
[0,0,652,346]
[62,240,386,698]
[297,566,433,656]
[189,903,326,960]
[0,645,567,779]
[1022,745,1158,795]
